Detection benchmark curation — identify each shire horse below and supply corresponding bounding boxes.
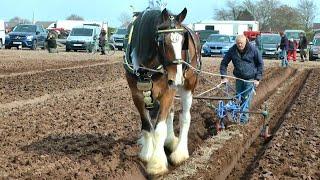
[124,8,201,175]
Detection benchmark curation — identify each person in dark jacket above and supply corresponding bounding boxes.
[220,35,264,123]
[46,30,58,53]
[279,32,289,67]
[99,29,107,55]
[299,32,308,62]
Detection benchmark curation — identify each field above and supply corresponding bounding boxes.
[0,49,319,179]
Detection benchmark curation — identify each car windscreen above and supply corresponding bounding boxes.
[286,32,301,40]
[13,25,36,32]
[116,29,127,34]
[261,35,280,44]
[207,35,230,43]
[70,28,93,36]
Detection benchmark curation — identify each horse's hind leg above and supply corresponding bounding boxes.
[170,88,192,165]
[165,105,179,152]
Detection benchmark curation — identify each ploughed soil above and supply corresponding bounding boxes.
[0,49,319,179]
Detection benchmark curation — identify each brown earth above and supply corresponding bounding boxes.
[0,49,319,179]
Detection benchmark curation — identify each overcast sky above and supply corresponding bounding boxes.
[0,0,319,27]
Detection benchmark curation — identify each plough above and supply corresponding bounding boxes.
[192,82,270,139]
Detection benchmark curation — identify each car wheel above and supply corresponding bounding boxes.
[66,48,70,52]
[31,40,37,50]
[0,40,3,49]
[5,46,11,49]
[309,52,314,61]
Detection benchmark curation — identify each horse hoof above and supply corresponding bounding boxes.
[165,137,179,152]
[146,159,168,175]
[170,149,189,165]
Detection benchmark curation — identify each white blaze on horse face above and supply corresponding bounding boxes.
[170,32,184,86]
[170,32,183,60]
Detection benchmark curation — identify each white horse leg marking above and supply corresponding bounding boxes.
[146,121,168,175]
[138,130,154,162]
[170,88,192,165]
[165,109,179,151]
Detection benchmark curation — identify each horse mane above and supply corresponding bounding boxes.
[131,10,162,65]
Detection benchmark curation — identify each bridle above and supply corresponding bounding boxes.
[156,16,186,68]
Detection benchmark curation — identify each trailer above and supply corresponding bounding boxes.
[189,20,259,36]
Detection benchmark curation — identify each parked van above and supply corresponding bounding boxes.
[109,28,127,50]
[66,24,101,52]
[256,33,281,59]
[0,20,5,48]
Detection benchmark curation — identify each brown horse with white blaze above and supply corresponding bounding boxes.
[124,8,201,175]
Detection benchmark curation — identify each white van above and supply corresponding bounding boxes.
[0,20,5,48]
[66,24,101,52]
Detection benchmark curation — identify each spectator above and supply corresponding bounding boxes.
[220,35,264,124]
[279,32,289,67]
[46,30,58,53]
[299,32,308,62]
[287,38,298,62]
[99,28,107,55]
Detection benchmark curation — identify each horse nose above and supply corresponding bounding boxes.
[168,80,174,86]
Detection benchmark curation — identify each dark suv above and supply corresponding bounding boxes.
[5,24,47,50]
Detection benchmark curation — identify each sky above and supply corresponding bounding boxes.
[0,0,319,28]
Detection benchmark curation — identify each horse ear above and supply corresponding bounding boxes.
[161,8,169,21]
[177,8,187,23]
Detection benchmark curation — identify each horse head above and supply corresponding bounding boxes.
[156,8,188,88]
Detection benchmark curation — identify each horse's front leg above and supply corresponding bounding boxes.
[126,74,154,162]
[164,104,179,152]
[170,88,192,165]
[146,89,175,175]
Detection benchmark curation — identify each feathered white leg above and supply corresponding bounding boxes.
[165,110,179,152]
[146,121,168,175]
[138,130,154,162]
[170,89,192,165]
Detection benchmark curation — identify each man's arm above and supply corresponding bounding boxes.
[254,48,264,81]
[220,48,232,79]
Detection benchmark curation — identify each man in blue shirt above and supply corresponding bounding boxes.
[220,35,264,123]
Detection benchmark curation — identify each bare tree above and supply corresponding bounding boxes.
[297,0,317,30]
[9,16,31,24]
[214,0,243,20]
[242,0,257,20]
[118,12,131,28]
[66,14,84,21]
[270,5,302,32]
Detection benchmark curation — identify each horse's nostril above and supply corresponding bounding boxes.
[168,80,174,86]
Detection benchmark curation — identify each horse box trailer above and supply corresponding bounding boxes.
[189,20,259,36]
[0,20,5,48]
